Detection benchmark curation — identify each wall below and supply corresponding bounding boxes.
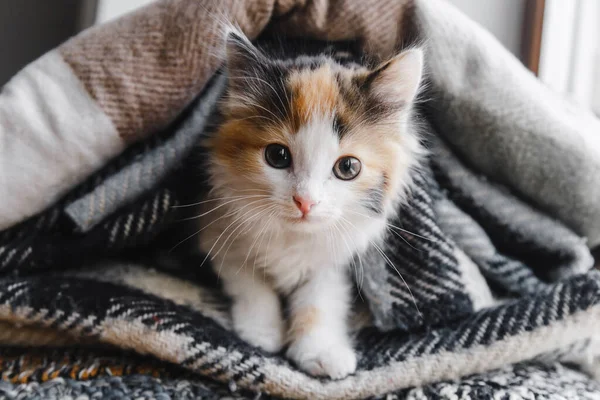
[96,0,155,24]
[0,1,84,86]
[0,0,526,86]
[94,0,527,57]
[448,0,526,57]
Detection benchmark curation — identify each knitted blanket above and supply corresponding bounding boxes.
[2,0,600,399]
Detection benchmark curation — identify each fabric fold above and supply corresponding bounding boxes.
[1,0,600,398]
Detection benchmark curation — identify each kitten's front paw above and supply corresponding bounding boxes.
[232,301,284,353]
[286,335,357,379]
[235,323,284,353]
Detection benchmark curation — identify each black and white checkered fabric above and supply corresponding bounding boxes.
[0,49,599,399]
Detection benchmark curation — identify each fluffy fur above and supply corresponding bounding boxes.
[197,31,424,379]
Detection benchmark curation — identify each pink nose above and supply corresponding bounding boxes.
[293,195,316,215]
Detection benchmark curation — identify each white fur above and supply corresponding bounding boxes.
[199,45,423,379]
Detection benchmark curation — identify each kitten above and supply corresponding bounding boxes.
[198,31,424,379]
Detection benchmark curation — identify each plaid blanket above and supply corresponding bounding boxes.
[2,0,600,399]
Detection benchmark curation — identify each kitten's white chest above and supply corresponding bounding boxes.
[201,211,386,293]
[262,231,353,291]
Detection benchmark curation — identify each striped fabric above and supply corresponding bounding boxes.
[0,46,599,398]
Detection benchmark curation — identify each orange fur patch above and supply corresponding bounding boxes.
[210,119,286,176]
[288,65,340,130]
[288,306,320,340]
[341,124,405,199]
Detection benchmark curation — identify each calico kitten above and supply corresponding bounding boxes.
[198,31,424,379]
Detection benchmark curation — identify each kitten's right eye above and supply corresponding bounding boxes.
[265,144,292,169]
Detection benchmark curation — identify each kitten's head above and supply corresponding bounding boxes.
[206,32,424,232]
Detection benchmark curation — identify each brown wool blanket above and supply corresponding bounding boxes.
[2,1,600,399]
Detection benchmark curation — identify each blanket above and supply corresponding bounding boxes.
[1,0,600,399]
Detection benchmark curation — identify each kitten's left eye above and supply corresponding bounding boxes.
[333,156,361,180]
[265,144,292,169]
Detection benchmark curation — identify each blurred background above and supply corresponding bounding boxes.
[0,0,598,114]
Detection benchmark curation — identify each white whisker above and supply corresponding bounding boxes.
[346,209,433,242]
[213,204,276,263]
[238,207,277,275]
[334,219,365,302]
[250,210,277,278]
[174,197,270,223]
[172,194,269,209]
[214,204,279,280]
[200,202,274,268]
[340,216,421,317]
[337,218,365,299]
[168,198,270,253]
[230,76,288,116]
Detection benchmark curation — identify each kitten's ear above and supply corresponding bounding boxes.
[225,30,265,77]
[364,49,424,105]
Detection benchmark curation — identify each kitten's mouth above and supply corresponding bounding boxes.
[286,215,310,223]
[285,214,324,225]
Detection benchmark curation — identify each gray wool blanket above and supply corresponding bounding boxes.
[1,0,600,399]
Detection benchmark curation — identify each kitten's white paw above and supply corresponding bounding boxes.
[287,335,357,379]
[232,300,284,353]
[235,322,284,353]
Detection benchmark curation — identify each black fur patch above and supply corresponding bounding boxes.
[358,68,407,124]
[333,113,350,140]
[254,62,292,121]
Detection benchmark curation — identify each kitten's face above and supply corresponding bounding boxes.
[207,34,423,232]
